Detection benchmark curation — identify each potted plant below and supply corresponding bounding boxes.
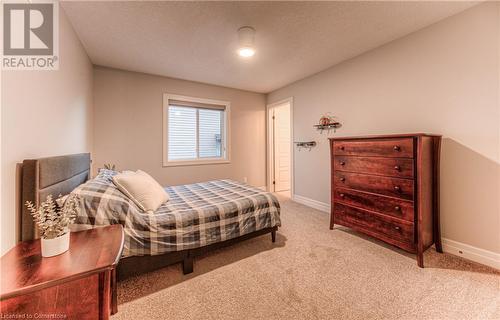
[25,194,80,257]
[103,163,116,170]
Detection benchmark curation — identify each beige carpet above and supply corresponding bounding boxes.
[113,196,500,320]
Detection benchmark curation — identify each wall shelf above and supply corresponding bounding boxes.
[294,141,317,151]
[314,122,342,134]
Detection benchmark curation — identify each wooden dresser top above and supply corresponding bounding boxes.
[329,133,441,141]
[1,225,124,300]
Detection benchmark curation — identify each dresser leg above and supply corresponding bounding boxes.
[432,136,443,254]
[434,238,443,253]
[417,250,424,268]
[271,229,276,243]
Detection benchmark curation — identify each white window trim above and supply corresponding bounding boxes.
[163,93,231,167]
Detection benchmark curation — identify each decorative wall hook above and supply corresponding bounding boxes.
[313,122,342,134]
[314,113,342,134]
[294,141,317,151]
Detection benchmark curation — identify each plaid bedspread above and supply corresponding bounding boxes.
[70,172,281,257]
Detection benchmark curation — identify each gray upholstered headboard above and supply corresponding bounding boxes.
[21,153,91,241]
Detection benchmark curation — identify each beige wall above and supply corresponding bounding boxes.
[93,67,267,188]
[0,6,93,255]
[268,3,500,253]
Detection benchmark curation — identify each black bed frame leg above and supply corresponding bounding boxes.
[271,229,276,243]
[183,256,193,274]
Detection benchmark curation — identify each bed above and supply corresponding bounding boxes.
[20,153,281,280]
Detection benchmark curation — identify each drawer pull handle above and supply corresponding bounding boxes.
[394,226,401,231]
[340,177,346,182]
[394,186,401,192]
[393,145,401,151]
[394,165,401,171]
[339,193,345,198]
[339,146,345,151]
[394,206,401,211]
[339,161,346,166]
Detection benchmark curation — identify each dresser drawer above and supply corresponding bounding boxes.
[333,171,414,200]
[334,156,414,179]
[333,188,414,221]
[334,203,414,244]
[333,138,414,158]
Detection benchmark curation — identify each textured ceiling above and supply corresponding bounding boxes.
[61,1,478,93]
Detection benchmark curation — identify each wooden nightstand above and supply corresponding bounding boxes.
[1,225,124,320]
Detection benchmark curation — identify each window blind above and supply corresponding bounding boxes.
[168,106,197,161]
[199,108,224,158]
[168,104,225,161]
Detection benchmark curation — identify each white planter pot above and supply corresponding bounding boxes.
[41,232,70,257]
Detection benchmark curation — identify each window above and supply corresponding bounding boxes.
[163,94,230,166]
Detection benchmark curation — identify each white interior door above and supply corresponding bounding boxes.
[273,103,291,192]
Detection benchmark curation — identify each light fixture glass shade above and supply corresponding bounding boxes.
[238,47,255,57]
[238,26,256,58]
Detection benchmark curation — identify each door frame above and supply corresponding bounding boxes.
[266,97,294,195]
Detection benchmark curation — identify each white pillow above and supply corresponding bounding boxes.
[135,170,170,205]
[112,171,169,213]
[136,170,168,193]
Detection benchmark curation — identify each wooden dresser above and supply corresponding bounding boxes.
[329,134,442,267]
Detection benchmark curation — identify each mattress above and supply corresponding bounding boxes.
[70,171,281,257]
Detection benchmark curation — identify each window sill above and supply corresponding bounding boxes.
[163,159,230,167]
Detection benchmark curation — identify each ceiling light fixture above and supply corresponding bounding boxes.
[237,26,256,58]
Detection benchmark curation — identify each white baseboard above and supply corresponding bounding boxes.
[441,238,499,270]
[291,194,499,270]
[292,194,330,213]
